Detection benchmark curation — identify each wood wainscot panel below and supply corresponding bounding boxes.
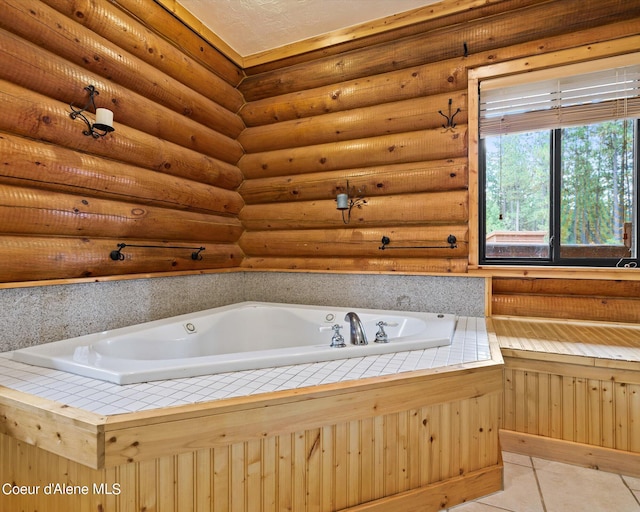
[0,359,503,511]
[491,317,640,476]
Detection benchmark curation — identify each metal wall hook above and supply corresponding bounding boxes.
[191,247,205,260]
[379,235,457,250]
[438,98,461,131]
[109,243,206,261]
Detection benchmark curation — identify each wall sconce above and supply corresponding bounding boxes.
[69,85,115,138]
[336,180,367,224]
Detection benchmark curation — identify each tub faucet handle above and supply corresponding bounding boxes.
[330,324,346,348]
[375,321,389,343]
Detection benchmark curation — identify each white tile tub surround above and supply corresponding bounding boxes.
[0,317,489,416]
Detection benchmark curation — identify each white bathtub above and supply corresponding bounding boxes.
[12,302,455,385]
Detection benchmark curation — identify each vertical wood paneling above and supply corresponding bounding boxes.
[320,426,334,511]
[230,443,245,512]
[261,437,277,512]
[0,387,502,511]
[195,450,213,512]
[383,413,398,497]
[428,405,442,483]
[246,439,262,512]
[503,366,640,455]
[292,431,306,512]
[333,423,347,511]
[212,446,229,510]
[277,434,292,511]
[630,384,640,453]
[359,418,374,502]
[373,415,385,501]
[138,459,157,512]
[347,421,360,507]
[175,452,199,512]
[305,429,322,512]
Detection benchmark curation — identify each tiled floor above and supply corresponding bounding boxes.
[449,452,640,512]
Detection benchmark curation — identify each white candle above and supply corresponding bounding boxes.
[336,193,349,210]
[95,108,113,128]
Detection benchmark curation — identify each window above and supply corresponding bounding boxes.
[479,61,640,267]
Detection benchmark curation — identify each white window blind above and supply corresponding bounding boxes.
[480,63,640,137]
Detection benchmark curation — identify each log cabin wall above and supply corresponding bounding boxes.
[492,278,640,323]
[236,0,640,278]
[0,0,246,283]
[235,0,640,324]
[1,0,639,326]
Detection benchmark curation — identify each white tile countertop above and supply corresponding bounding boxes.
[0,317,490,416]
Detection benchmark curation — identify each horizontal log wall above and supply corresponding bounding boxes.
[492,278,640,323]
[0,0,246,283]
[237,0,640,274]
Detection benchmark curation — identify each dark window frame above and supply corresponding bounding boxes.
[479,120,639,268]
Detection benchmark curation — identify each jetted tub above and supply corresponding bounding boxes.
[12,301,455,385]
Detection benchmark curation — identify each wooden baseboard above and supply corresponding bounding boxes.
[500,429,640,478]
[340,462,503,512]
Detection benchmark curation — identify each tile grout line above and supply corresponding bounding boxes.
[620,475,640,507]
[531,456,549,512]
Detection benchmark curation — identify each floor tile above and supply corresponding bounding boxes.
[533,458,640,512]
[623,475,640,491]
[502,451,532,467]
[449,501,505,511]
[478,462,544,512]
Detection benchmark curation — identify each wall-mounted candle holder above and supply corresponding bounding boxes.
[336,180,367,224]
[69,85,115,138]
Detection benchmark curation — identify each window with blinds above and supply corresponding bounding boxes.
[479,56,639,267]
[480,64,640,137]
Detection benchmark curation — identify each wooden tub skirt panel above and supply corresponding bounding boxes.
[492,317,640,477]
[339,460,503,512]
[500,430,640,478]
[0,361,504,511]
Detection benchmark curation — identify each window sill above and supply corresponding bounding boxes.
[468,265,640,280]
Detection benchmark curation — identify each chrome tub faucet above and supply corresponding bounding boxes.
[344,312,367,345]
